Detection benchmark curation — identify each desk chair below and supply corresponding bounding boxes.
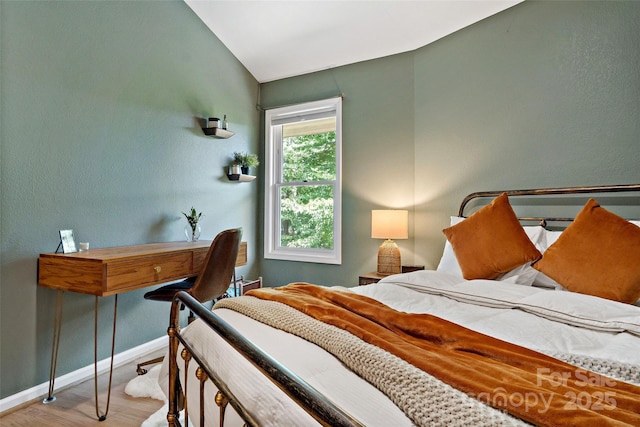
[136,227,242,375]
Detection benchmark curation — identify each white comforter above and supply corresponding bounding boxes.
[373,271,640,364]
[160,270,640,426]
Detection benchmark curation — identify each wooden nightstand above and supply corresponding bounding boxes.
[358,272,387,285]
[359,266,426,286]
[401,265,425,273]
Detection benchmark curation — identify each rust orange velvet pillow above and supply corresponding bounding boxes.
[533,198,640,304]
[442,193,542,280]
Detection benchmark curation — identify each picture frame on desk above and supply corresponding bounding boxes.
[58,229,77,254]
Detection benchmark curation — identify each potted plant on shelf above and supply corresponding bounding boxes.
[182,207,202,242]
[232,151,260,175]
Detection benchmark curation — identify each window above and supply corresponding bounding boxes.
[264,97,342,264]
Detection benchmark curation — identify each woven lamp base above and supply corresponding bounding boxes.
[377,239,401,276]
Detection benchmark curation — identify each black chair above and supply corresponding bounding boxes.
[136,228,242,375]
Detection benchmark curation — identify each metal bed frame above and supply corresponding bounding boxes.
[166,291,363,427]
[459,183,640,225]
[166,183,640,427]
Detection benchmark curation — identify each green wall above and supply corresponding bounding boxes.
[1,1,259,398]
[259,54,416,287]
[413,0,640,267]
[260,0,640,285]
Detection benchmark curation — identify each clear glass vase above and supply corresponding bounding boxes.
[184,223,201,242]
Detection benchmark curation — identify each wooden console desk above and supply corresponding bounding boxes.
[41,241,208,295]
[37,240,247,420]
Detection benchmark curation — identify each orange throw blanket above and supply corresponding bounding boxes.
[246,283,640,427]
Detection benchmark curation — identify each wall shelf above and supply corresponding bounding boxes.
[227,174,256,182]
[202,127,234,139]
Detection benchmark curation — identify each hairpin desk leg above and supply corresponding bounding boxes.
[43,290,65,404]
[93,294,118,421]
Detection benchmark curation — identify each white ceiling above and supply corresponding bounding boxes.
[185,1,522,83]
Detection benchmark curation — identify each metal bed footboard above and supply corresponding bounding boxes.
[166,291,364,427]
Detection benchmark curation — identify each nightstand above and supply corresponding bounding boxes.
[358,272,387,286]
[358,266,426,286]
[401,265,425,273]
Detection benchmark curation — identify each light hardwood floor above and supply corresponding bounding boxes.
[0,351,166,426]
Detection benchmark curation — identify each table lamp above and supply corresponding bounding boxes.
[371,210,408,275]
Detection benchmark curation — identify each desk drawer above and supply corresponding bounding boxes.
[107,252,193,292]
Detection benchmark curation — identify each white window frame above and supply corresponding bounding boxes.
[264,97,342,264]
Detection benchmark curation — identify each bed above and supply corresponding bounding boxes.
[159,184,640,427]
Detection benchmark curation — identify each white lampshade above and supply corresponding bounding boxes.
[371,210,408,239]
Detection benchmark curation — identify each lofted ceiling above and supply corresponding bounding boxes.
[185,1,523,83]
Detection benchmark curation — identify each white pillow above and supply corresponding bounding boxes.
[437,216,546,286]
[498,265,540,286]
[529,230,565,288]
[435,217,465,276]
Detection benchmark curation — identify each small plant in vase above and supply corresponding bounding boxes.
[232,151,260,175]
[182,207,202,242]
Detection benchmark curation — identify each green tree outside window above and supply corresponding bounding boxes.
[280,130,336,249]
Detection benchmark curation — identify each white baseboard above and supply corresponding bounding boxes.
[0,336,167,414]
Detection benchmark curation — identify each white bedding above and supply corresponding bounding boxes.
[159,270,640,426]
[375,271,640,364]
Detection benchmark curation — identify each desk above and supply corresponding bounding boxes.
[38,240,247,420]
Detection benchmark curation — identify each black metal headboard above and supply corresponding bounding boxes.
[458,183,640,226]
